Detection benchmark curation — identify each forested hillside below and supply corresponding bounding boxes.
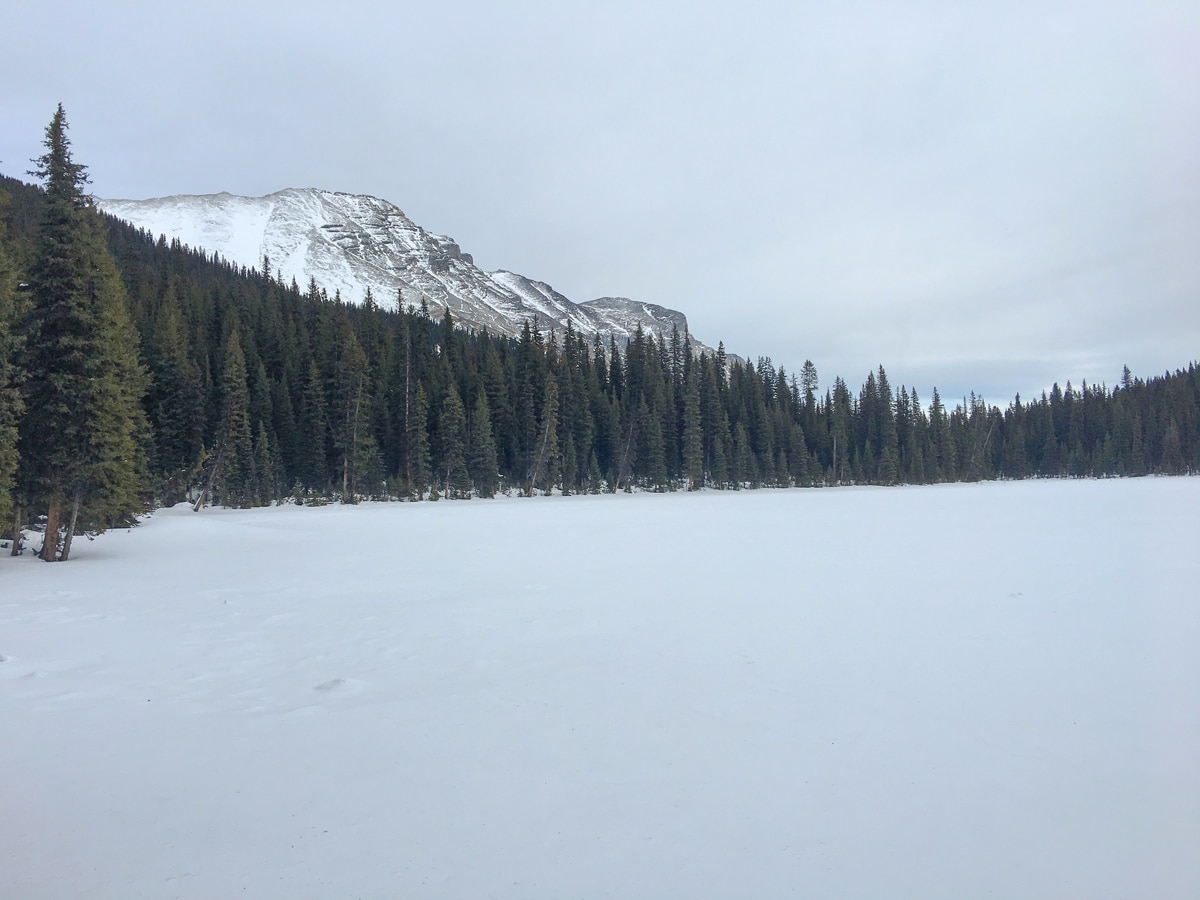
[1,112,1197,559]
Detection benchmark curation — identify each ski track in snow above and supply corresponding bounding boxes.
[2,478,1198,899]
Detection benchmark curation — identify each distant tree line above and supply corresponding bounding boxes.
[1,109,1197,558]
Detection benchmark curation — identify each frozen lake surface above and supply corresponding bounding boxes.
[3,478,1198,898]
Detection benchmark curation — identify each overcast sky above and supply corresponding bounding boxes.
[4,0,1198,404]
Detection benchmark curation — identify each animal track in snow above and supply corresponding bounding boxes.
[312,677,367,697]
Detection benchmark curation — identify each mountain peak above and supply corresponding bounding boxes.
[97,188,708,350]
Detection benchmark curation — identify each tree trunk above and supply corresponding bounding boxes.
[346,381,361,503]
[404,326,412,484]
[613,417,637,493]
[41,499,60,562]
[9,506,21,556]
[527,420,548,498]
[60,493,82,561]
[195,443,224,512]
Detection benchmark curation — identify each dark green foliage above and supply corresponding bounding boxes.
[467,388,499,498]
[216,327,255,507]
[298,360,329,494]
[408,384,432,498]
[437,382,470,498]
[145,281,204,502]
[0,191,24,531]
[1,108,1196,522]
[69,244,149,533]
[333,329,380,501]
[12,107,148,557]
[16,108,97,543]
[527,374,560,496]
[253,422,282,504]
[1161,421,1184,475]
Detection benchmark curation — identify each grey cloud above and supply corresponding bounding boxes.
[3,0,1196,406]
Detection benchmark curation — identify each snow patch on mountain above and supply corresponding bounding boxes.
[98,189,710,350]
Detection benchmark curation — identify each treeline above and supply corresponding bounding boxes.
[1,115,1197,554]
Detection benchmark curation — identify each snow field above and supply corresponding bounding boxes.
[2,478,1198,898]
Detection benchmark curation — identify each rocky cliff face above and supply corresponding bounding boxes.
[98,188,709,351]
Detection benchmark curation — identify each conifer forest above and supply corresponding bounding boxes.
[1,110,1197,558]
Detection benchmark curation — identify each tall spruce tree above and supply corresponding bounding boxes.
[0,196,22,535]
[528,374,560,495]
[17,105,92,557]
[467,388,500,497]
[409,384,432,499]
[299,359,329,494]
[437,382,470,498]
[682,367,704,490]
[333,331,373,502]
[145,281,204,501]
[17,106,148,559]
[215,326,254,507]
[253,421,279,504]
[61,244,149,557]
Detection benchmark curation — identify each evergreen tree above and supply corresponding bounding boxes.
[800,360,818,415]
[479,340,513,474]
[270,375,299,488]
[528,374,560,495]
[586,449,603,494]
[638,397,668,490]
[829,379,852,483]
[17,106,93,551]
[145,281,204,501]
[682,366,704,490]
[333,331,373,502]
[731,421,751,488]
[560,432,577,496]
[929,387,956,481]
[253,421,278,504]
[64,244,149,553]
[0,193,23,535]
[437,382,470,498]
[791,425,812,485]
[876,367,899,484]
[467,388,499,497]
[215,327,255,507]
[409,384,432,498]
[1160,420,1185,474]
[16,106,148,558]
[299,359,329,494]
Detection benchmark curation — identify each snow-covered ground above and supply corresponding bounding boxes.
[3,479,1198,899]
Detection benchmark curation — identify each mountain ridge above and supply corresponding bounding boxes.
[97,188,709,351]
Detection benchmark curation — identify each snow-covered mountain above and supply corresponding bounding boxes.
[98,188,707,350]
